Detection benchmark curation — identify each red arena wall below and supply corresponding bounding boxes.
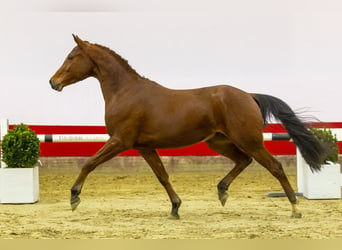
[8,122,342,157]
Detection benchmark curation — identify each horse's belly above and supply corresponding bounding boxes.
[134,129,216,149]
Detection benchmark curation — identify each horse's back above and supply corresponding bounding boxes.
[137,81,261,130]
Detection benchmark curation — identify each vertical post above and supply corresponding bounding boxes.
[296,147,304,194]
[0,118,9,168]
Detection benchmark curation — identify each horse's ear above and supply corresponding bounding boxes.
[72,34,97,64]
[72,34,87,50]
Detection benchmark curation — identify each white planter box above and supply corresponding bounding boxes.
[0,166,39,203]
[303,163,341,199]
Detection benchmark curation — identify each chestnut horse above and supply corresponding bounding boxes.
[50,35,326,219]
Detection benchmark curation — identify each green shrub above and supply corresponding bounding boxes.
[1,124,40,168]
[310,128,338,164]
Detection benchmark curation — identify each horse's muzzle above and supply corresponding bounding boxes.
[49,79,63,92]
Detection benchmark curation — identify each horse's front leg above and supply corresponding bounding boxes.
[139,149,182,219]
[71,137,127,211]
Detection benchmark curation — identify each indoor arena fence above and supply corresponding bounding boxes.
[1,118,342,199]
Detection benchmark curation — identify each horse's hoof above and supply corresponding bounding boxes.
[218,192,228,207]
[291,201,302,218]
[170,213,180,220]
[71,196,81,211]
[291,212,302,218]
[170,200,181,219]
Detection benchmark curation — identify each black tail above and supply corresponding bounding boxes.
[253,94,327,172]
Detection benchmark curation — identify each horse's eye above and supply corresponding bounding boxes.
[67,55,74,60]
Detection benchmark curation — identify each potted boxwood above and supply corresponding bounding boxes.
[0,124,40,203]
[302,128,341,199]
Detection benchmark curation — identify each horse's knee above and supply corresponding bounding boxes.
[81,158,97,173]
[236,156,252,170]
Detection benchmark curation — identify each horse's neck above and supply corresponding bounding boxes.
[91,48,165,103]
[96,77,139,104]
[97,74,162,105]
[93,57,142,103]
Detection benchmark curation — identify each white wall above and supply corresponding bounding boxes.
[1,0,342,125]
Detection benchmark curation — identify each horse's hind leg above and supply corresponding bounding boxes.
[206,134,252,206]
[232,128,301,217]
[215,130,300,217]
[139,149,182,219]
[249,148,302,218]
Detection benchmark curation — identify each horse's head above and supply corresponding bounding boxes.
[49,35,95,91]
